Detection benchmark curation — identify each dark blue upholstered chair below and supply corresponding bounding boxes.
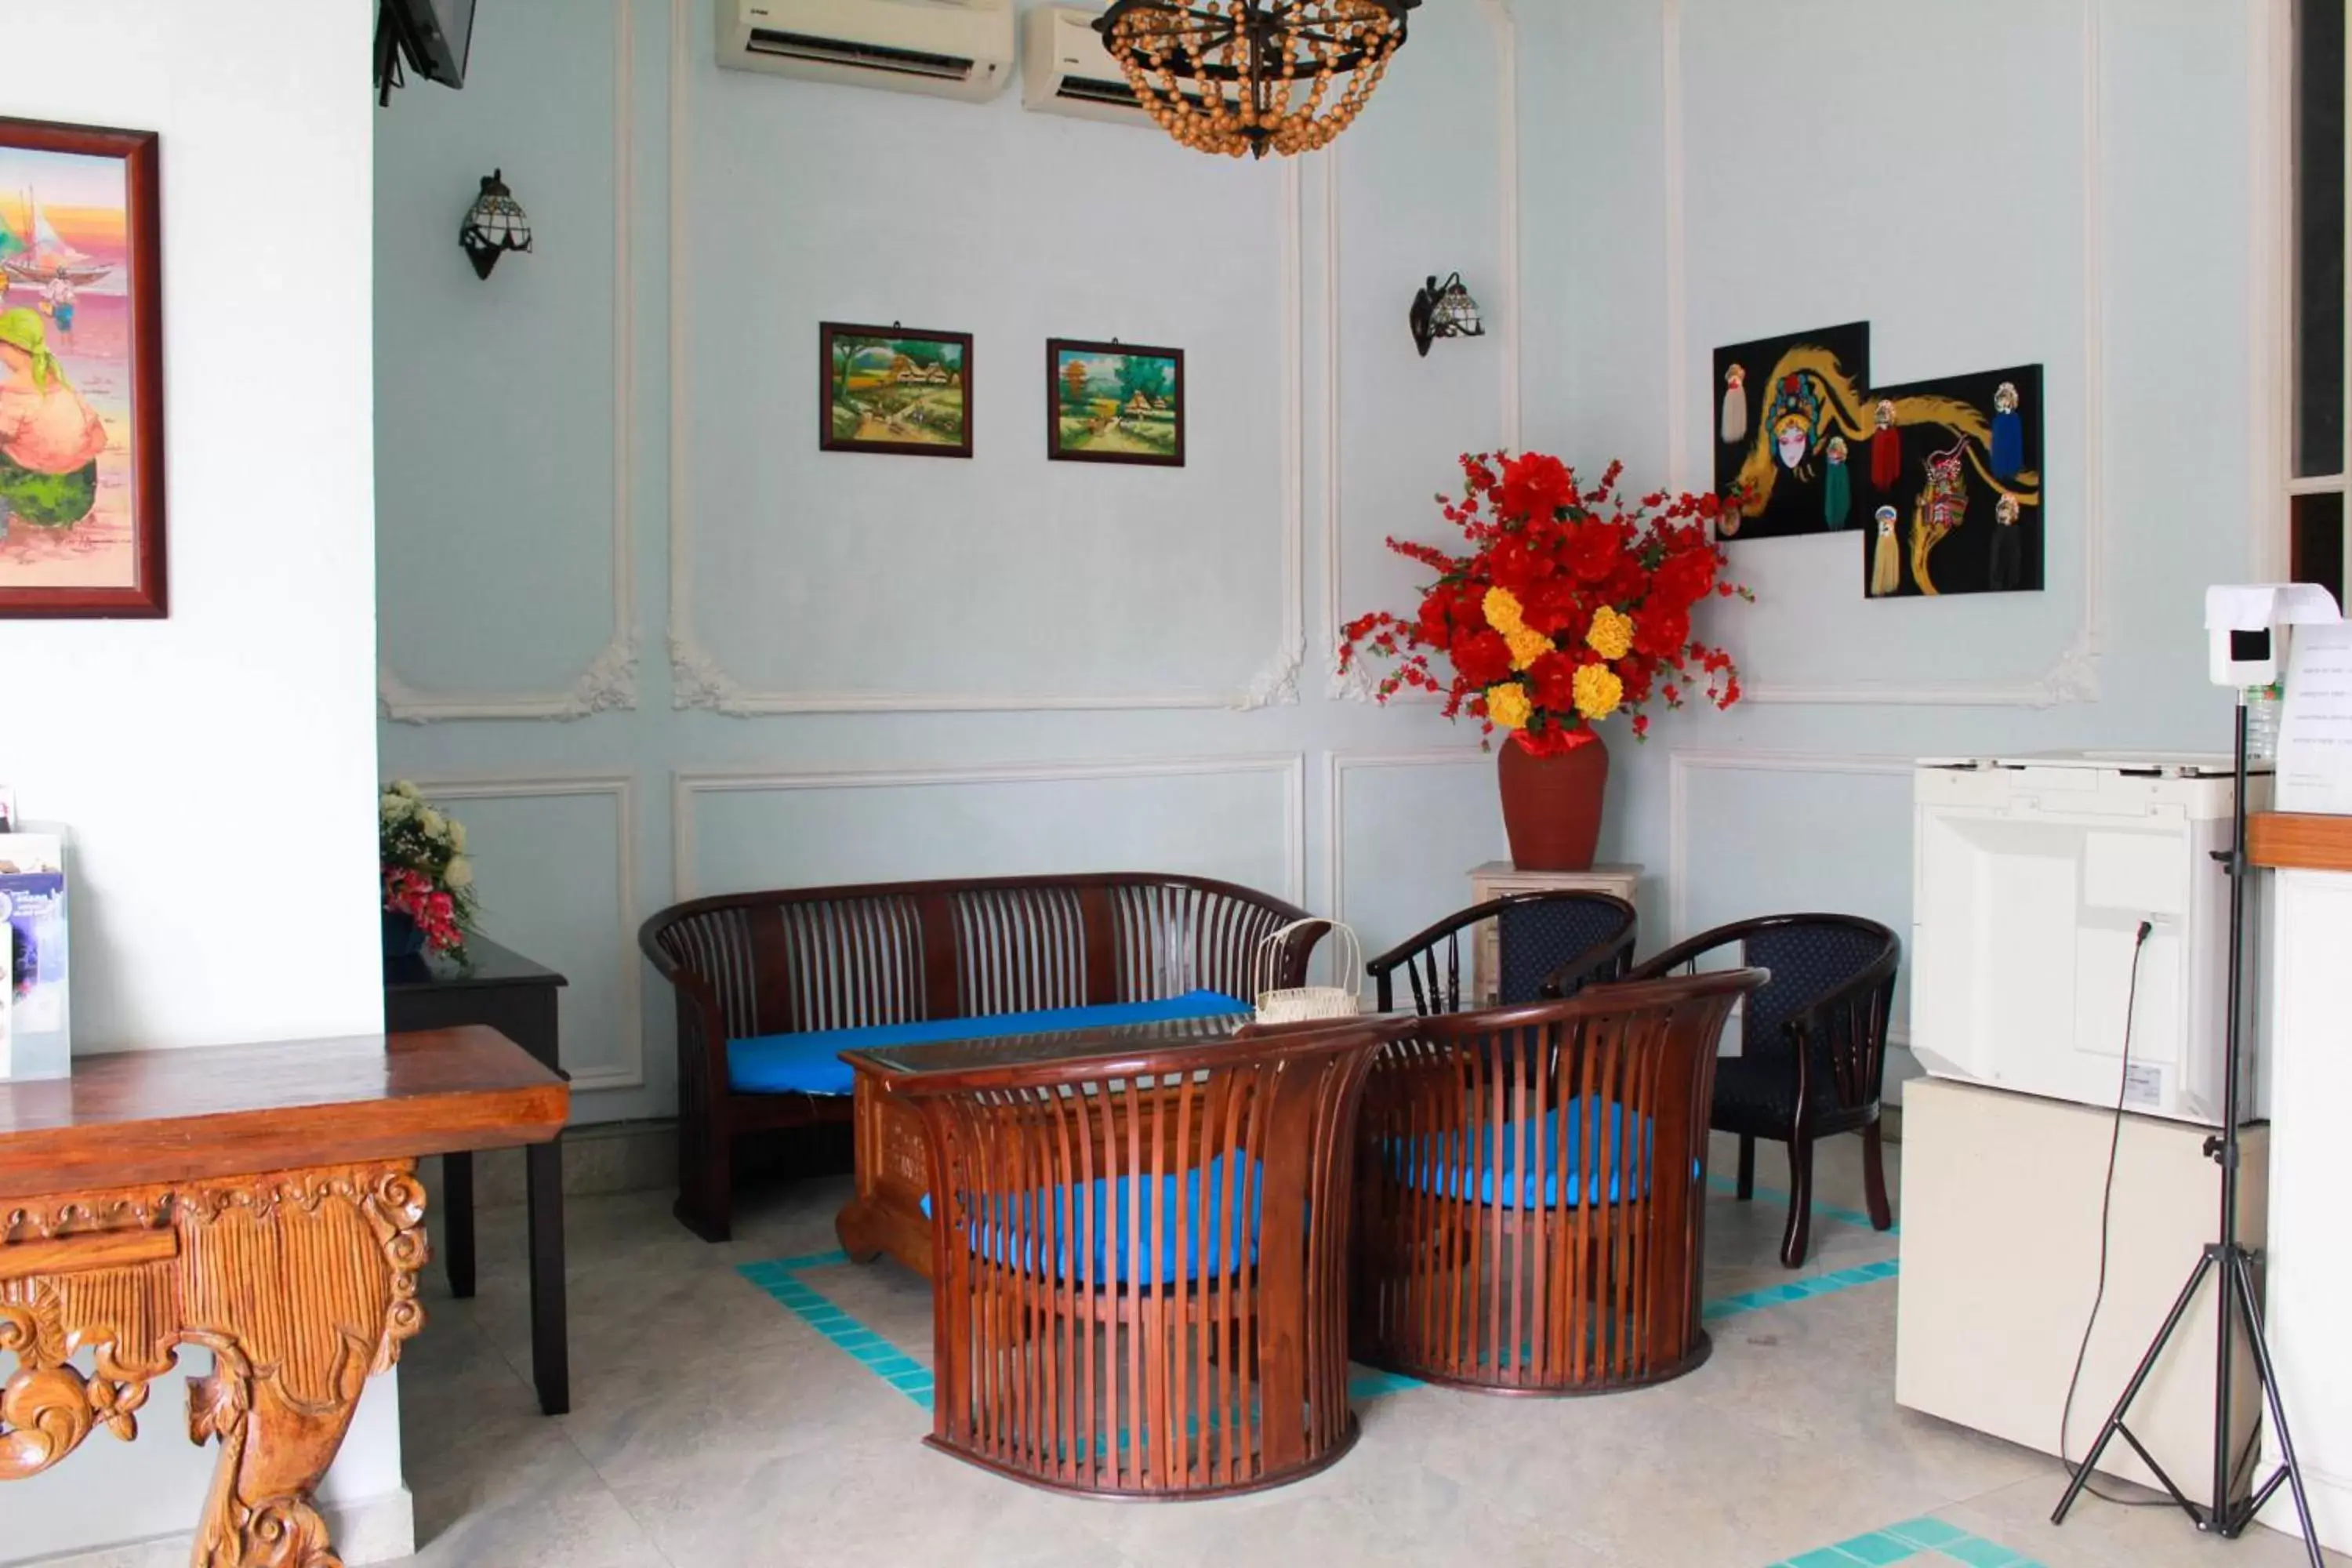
[1364,891,1638,1018]
[1629,913,1900,1267]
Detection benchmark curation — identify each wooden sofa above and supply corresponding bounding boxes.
[640,873,1317,1243]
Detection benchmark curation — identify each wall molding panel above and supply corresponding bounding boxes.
[379,0,641,724]
[671,754,1308,906]
[1327,1,1522,699]
[1320,746,1493,923]
[405,774,645,1093]
[1664,0,2107,710]
[665,0,1304,715]
[1664,749,1912,938]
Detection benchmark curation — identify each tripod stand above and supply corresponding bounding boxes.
[2050,699,2323,1566]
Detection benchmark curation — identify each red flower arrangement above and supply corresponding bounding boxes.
[383,869,465,955]
[1338,452,1750,753]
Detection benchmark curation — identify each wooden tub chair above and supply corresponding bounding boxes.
[1366,891,1638,1016]
[1352,970,1764,1394]
[638,873,1314,1243]
[1628,914,1900,1268]
[888,1014,1409,1497]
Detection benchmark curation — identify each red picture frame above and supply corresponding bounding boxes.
[0,116,166,619]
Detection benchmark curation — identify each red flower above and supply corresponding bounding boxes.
[1452,629,1515,688]
[1566,519,1630,584]
[1633,607,1691,659]
[1526,651,1580,712]
[1499,452,1576,521]
[1650,548,1717,612]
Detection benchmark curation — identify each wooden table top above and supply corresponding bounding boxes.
[0,1025,568,1200]
[842,1012,1258,1079]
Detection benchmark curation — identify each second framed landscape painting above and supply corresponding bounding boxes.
[1047,339,1184,466]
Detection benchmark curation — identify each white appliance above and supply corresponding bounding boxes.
[1910,751,2269,1127]
[718,0,1015,102]
[1022,5,1145,125]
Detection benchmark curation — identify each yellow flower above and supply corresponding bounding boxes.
[1505,625,1553,670]
[1585,605,1634,662]
[1486,681,1533,730]
[1483,586,1526,635]
[1572,663,1624,720]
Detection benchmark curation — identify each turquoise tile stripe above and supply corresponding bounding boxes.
[1762,1517,2044,1567]
[1706,1172,1900,1238]
[739,1250,935,1410]
[1704,1258,1900,1322]
[740,1189,1901,1413]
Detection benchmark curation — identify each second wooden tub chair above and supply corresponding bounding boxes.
[1351,968,1766,1395]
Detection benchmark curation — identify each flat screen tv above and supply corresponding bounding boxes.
[376,0,477,99]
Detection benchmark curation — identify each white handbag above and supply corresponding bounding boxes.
[1251,919,1364,1024]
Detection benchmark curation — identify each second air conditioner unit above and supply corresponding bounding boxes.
[1021,5,1148,125]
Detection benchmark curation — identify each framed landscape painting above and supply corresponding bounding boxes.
[0,117,165,618]
[820,322,972,458]
[1047,339,1184,467]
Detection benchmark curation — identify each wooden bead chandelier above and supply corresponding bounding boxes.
[1094,0,1419,160]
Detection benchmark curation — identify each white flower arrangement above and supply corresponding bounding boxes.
[379,781,480,955]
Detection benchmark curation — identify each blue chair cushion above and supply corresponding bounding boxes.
[1388,1099,1657,1207]
[920,1156,1265,1287]
[725,989,1247,1095]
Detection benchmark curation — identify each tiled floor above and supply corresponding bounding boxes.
[384,1134,2344,1568]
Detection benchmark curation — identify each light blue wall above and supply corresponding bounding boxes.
[376,0,1519,1121]
[380,1,2274,1124]
[1519,0,2268,1087]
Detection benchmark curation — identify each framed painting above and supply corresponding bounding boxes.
[1047,339,1184,467]
[820,322,972,458]
[1860,362,2044,600]
[0,117,165,618]
[1711,321,1871,543]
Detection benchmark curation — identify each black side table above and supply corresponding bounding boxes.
[385,934,570,1415]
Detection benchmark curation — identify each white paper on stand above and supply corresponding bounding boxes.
[2276,621,2352,813]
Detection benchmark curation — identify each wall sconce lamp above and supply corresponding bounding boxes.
[459,169,532,280]
[1409,271,1486,357]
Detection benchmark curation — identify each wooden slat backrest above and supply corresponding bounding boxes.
[643,873,1312,1046]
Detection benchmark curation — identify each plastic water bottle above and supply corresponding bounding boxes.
[2246,683,2282,764]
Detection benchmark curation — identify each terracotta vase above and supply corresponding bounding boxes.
[1496,730,1610,872]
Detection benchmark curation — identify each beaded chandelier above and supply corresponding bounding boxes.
[1094,0,1419,160]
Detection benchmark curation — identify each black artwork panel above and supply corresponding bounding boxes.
[1711,321,1871,542]
[1860,363,2044,599]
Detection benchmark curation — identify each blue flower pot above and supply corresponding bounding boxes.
[382,909,427,960]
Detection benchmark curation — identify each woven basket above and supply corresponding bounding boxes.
[1251,919,1364,1024]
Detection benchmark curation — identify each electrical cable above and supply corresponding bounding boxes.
[2058,918,2170,1508]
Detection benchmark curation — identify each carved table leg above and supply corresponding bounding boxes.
[173,1163,429,1568]
[0,1163,427,1568]
[187,1341,362,1568]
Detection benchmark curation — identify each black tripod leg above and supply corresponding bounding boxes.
[2227,1251,2325,1567]
[2054,1250,2217,1526]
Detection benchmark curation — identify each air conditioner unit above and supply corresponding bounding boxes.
[1019,5,1238,127]
[1021,5,1146,125]
[719,0,1014,103]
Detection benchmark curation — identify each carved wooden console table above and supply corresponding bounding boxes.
[0,1026,567,1567]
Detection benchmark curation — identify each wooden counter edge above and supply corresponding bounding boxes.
[0,1078,569,1203]
[2247,811,2352,873]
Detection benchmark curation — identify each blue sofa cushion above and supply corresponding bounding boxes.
[1388,1100,1657,1208]
[920,1156,1265,1287]
[726,989,1247,1095]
